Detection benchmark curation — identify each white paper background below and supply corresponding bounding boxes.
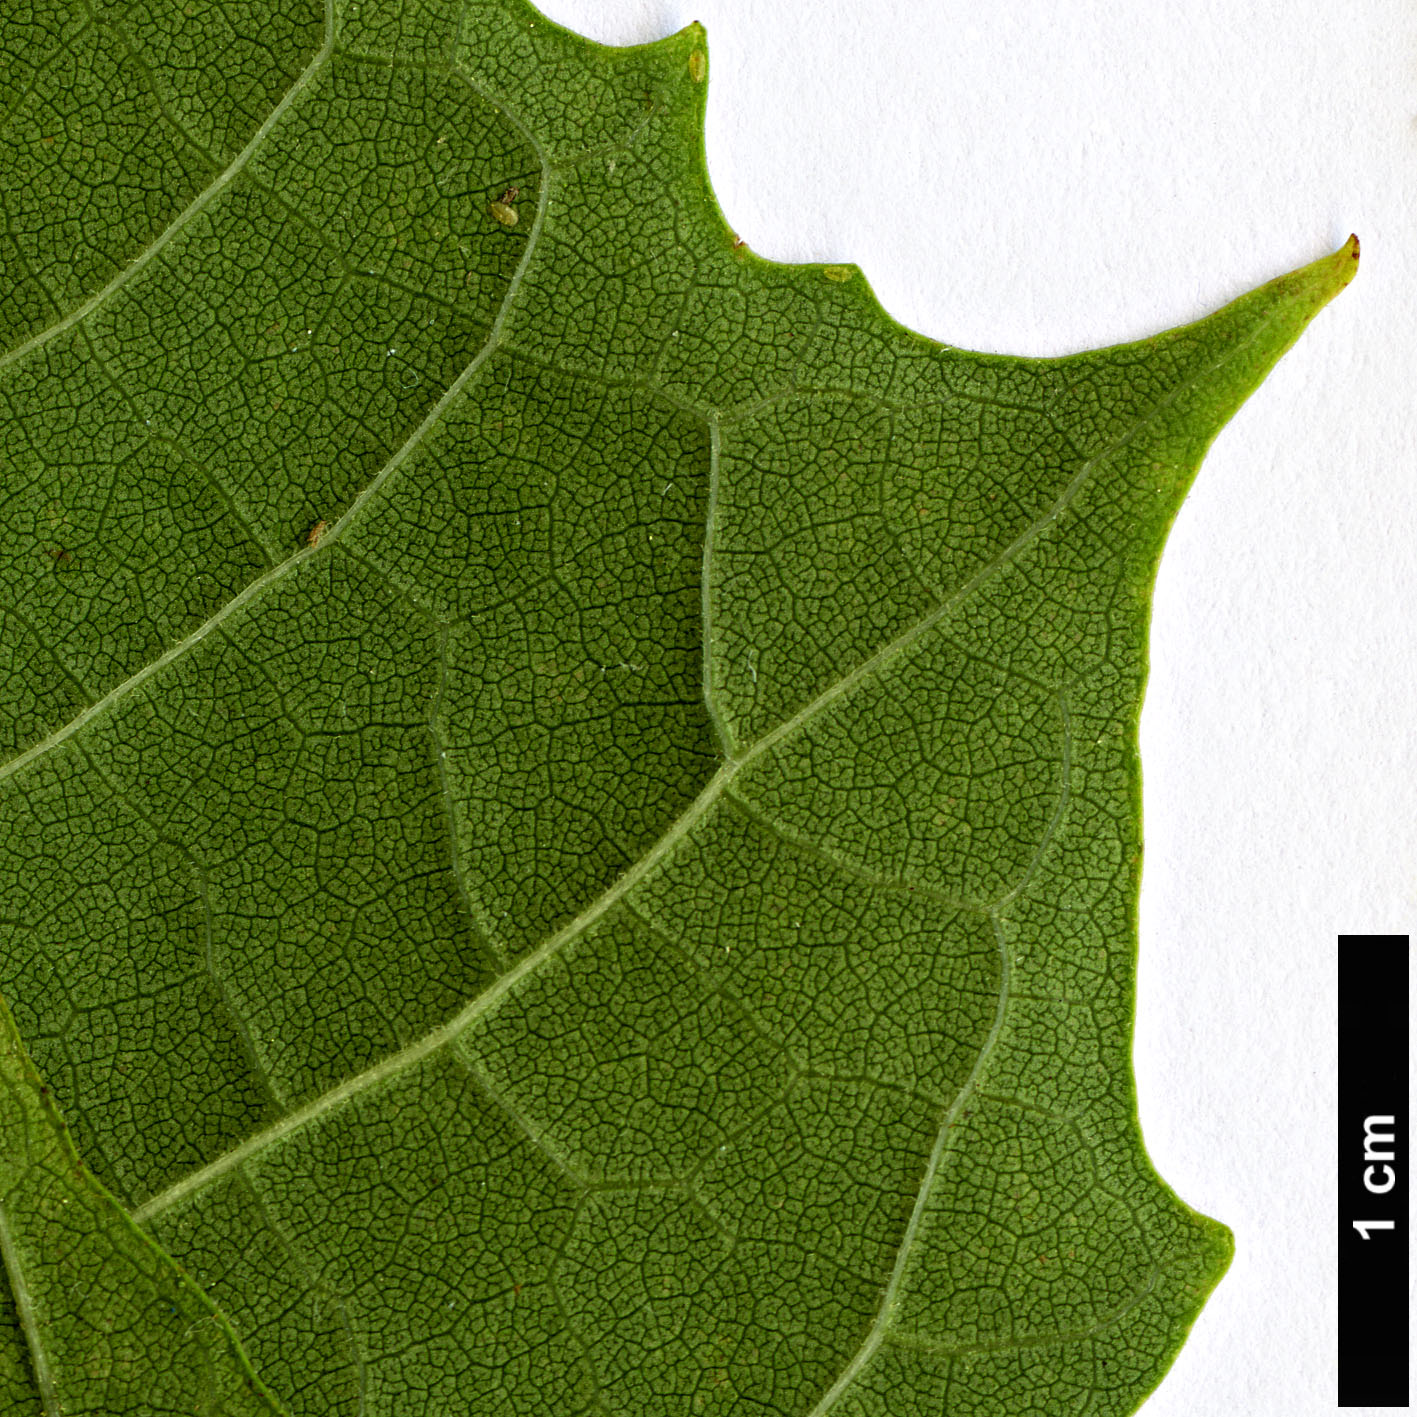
[531,2,1416,1412]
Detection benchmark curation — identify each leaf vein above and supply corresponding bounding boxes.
[878,1262,1160,1361]
[0,0,338,379]
[130,311,1279,1226]
[0,93,553,786]
[802,913,1013,1416]
[0,1197,61,1417]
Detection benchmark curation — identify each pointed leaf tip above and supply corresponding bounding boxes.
[1290,233,1360,309]
[1206,232,1360,398]
[1328,231,1361,287]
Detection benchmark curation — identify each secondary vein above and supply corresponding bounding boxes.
[802,913,1012,1417]
[131,310,1279,1224]
[0,87,552,794]
[0,1,337,380]
[134,759,739,1222]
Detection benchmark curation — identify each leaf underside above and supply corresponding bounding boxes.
[0,1,1352,1413]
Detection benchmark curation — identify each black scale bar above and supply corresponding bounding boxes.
[1338,933,1409,1407]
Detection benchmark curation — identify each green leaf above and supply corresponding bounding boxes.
[0,997,284,1414]
[0,1,1353,1412]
